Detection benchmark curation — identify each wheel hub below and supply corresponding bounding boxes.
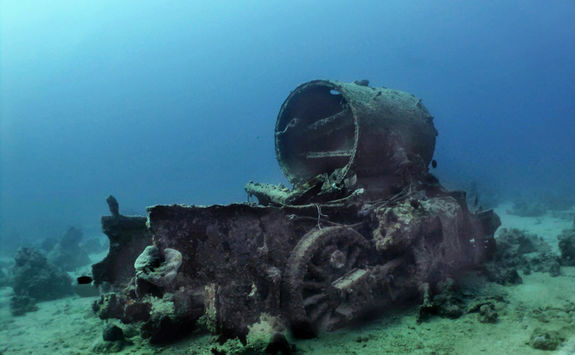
[329,250,346,269]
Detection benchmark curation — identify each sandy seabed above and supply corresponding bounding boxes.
[1,204,574,355]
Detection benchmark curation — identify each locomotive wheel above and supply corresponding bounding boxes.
[284,226,370,337]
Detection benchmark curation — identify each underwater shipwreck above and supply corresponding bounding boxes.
[91,80,501,349]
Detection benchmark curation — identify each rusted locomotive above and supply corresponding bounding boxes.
[92,80,499,342]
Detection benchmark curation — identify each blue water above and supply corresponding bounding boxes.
[1,0,574,245]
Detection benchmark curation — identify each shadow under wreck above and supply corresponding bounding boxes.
[91,79,501,350]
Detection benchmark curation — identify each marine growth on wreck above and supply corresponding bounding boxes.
[91,80,501,350]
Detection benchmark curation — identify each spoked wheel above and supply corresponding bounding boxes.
[284,226,371,337]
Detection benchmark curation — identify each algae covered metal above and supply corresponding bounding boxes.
[92,80,500,345]
[275,79,437,188]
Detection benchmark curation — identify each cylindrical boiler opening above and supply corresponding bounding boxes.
[275,83,357,185]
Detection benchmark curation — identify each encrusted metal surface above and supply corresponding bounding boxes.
[92,80,500,343]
